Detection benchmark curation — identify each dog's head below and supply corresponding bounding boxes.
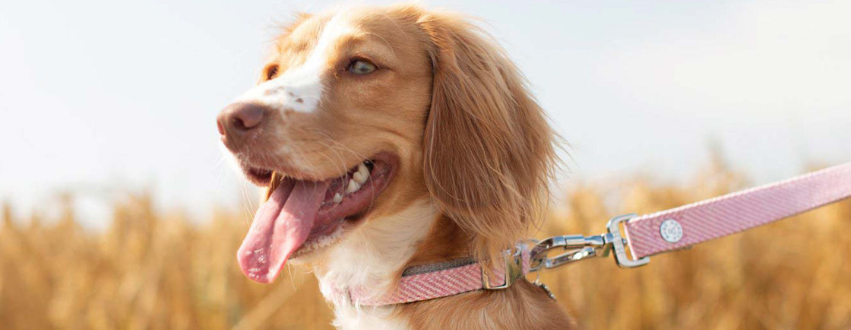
[217,5,556,283]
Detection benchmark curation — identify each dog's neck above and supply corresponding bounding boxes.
[307,199,573,330]
[312,198,435,329]
[315,198,438,294]
[311,199,476,329]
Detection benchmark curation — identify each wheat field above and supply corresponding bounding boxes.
[2,161,850,329]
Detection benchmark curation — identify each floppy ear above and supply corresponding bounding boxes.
[417,12,557,263]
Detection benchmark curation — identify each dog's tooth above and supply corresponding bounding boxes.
[346,179,361,194]
[358,163,370,175]
[333,192,343,204]
[353,171,367,184]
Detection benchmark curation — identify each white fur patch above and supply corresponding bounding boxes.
[236,14,353,113]
[318,199,437,330]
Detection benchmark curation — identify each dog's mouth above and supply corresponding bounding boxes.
[237,153,397,283]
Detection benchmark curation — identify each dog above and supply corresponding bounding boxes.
[217,4,573,329]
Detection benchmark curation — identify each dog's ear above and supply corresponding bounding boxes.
[418,12,557,263]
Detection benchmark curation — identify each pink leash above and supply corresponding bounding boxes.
[625,162,851,259]
[335,162,851,306]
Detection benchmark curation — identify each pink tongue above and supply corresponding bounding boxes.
[237,180,330,283]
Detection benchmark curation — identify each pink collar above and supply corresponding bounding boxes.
[328,246,533,306]
[329,162,851,306]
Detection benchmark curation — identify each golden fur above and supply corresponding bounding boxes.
[224,4,573,329]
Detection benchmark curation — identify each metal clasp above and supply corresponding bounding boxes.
[607,214,651,268]
[529,214,650,271]
[482,249,524,290]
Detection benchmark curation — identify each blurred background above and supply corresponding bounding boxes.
[1,0,849,329]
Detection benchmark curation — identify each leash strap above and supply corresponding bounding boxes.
[624,162,851,259]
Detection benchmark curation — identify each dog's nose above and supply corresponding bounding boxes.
[217,102,270,137]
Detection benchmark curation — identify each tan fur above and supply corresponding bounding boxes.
[229,4,572,329]
[401,280,574,330]
[418,9,558,267]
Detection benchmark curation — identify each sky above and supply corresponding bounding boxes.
[1,0,849,228]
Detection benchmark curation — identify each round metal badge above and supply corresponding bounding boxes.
[660,219,683,243]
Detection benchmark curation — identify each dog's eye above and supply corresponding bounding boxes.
[346,59,376,75]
